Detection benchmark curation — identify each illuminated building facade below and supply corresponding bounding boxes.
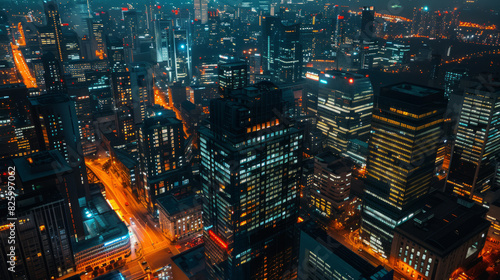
[157,194,203,242]
[0,187,75,280]
[41,52,66,95]
[201,82,303,280]
[447,82,500,203]
[298,221,393,280]
[194,0,208,24]
[0,84,38,159]
[218,58,248,98]
[316,71,374,154]
[444,68,469,98]
[262,17,302,83]
[73,192,131,272]
[43,1,64,62]
[13,151,85,243]
[154,17,173,65]
[390,193,490,280]
[138,111,184,210]
[360,83,447,258]
[309,152,353,218]
[29,94,89,198]
[89,17,107,60]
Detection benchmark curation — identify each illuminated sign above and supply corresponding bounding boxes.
[305,72,319,81]
[104,235,129,247]
[320,79,328,84]
[209,230,228,249]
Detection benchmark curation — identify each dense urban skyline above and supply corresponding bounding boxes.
[0,0,499,280]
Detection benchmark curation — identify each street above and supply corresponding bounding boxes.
[85,157,186,280]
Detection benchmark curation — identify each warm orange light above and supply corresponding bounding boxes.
[209,230,228,249]
[348,78,354,84]
[298,217,304,223]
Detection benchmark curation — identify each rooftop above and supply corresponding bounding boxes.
[73,192,129,253]
[171,244,206,279]
[395,192,490,257]
[300,221,392,279]
[0,186,63,218]
[157,194,201,216]
[315,151,353,175]
[388,83,441,97]
[13,150,73,183]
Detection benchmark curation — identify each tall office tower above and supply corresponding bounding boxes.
[334,10,349,48]
[62,30,81,61]
[0,187,75,280]
[112,71,132,108]
[130,62,153,124]
[43,1,64,62]
[430,53,441,80]
[360,6,375,40]
[411,7,431,37]
[360,83,446,259]
[107,36,126,71]
[123,10,138,61]
[173,28,192,83]
[316,71,374,154]
[359,39,379,70]
[42,52,66,95]
[154,17,173,65]
[444,68,469,98]
[194,0,208,24]
[447,80,500,203]
[201,81,303,280]
[309,151,354,218]
[276,22,301,84]
[87,71,114,114]
[69,84,96,156]
[29,95,90,221]
[13,150,86,242]
[0,11,12,65]
[138,111,184,210]
[218,58,248,97]
[262,17,302,83]
[89,17,107,60]
[0,84,38,159]
[198,60,219,85]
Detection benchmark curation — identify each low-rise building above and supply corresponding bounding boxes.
[157,194,202,242]
[298,221,393,280]
[73,190,130,272]
[390,192,490,280]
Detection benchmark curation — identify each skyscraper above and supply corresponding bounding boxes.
[447,80,500,203]
[262,17,302,83]
[29,94,90,232]
[316,71,374,154]
[201,81,303,279]
[154,18,173,64]
[13,150,86,242]
[138,111,184,210]
[0,186,75,280]
[194,0,208,24]
[360,6,375,40]
[218,58,248,98]
[360,83,446,258]
[41,52,66,95]
[43,1,64,62]
[89,16,107,60]
[444,68,469,98]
